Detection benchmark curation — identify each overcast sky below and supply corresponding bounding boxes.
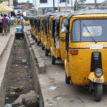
[18,0,105,4]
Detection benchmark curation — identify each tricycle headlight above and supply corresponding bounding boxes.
[95,68,103,78]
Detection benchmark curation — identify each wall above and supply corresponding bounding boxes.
[36,0,72,9]
[0,35,15,107]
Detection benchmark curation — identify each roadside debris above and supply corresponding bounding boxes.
[13,87,24,94]
[5,103,12,107]
[12,90,38,107]
[10,92,16,97]
[22,59,27,63]
[26,62,29,65]
[6,97,9,100]
[25,66,28,68]
[26,74,31,78]
[50,86,57,90]
[15,79,19,82]
[56,97,62,100]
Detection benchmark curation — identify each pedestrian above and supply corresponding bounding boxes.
[20,15,25,32]
[2,14,9,36]
[10,16,15,24]
[6,15,10,33]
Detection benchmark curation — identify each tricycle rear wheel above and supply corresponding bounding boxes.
[52,56,56,65]
[35,38,37,42]
[37,41,40,46]
[65,73,70,84]
[45,49,49,56]
[42,44,44,50]
[94,83,103,102]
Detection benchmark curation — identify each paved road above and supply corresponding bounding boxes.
[35,42,107,107]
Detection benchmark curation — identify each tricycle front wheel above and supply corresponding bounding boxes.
[94,83,103,102]
[52,56,56,65]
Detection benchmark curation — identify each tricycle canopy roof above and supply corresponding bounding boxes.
[53,12,70,20]
[68,9,107,19]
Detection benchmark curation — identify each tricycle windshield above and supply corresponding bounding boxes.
[71,19,107,42]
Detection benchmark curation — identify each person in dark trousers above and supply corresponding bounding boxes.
[2,14,9,36]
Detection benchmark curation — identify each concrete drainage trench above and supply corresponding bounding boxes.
[5,34,40,107]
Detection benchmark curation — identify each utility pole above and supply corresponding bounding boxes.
[8,0,10,6]
[71,0,73,7]
[58,0,60,12]
[53,0,55,12]
[65,0,67,13]
[95,0,97,8]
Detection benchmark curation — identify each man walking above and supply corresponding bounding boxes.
[20,15,25,32]
[2,14,9,36]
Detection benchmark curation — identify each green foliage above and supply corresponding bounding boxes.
[0,0,3,4]
[79,0,86,4]
[27,0,30,3]
[67,0,69,4]
[74,0,79,11]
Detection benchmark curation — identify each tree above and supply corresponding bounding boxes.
[27,0,30,3]
[74,0,79,11]
[0,0,3,4]
[78,0,86,4]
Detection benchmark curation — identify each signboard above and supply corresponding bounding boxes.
[24,4,29,10]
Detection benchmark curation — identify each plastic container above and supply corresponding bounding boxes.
[16,27,22,32]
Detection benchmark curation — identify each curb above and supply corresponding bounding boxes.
[25,32,46,73]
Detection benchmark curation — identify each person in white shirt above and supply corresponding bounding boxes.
[0,14,3,22]
[20,15,25,32]
[10,16,15,24]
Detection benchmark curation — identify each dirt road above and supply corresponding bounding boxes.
[35,44,107,107]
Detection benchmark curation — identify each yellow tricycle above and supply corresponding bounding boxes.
[63,9,107,101]
[51,13,69,64]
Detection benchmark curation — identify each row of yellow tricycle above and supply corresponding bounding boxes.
[29,9,107,101]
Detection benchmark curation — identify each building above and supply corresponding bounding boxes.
[13,2,33,15]
[3,0,13,6]
[100,0,107,9]
[78,0,107,10]
[16,2,33,9]
[33,0,73,15]
[78,3,102,9]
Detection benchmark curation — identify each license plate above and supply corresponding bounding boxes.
[94,78,103,83]
[90,44,103,50]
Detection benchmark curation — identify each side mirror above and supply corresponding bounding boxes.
[61,28,66,33]
[63,19,68,27]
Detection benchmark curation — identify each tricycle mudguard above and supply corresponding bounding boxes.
[88,72,104,83]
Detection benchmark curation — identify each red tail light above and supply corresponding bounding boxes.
[70,50,78,55]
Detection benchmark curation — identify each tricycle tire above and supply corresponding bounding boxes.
[65,73,70,84]
[52,56,56,65]
[37,41,40,46]
[45,49,49,56]
[42,44,44,50]
[94,83,103,102]
[31,34,33,38]
[35,38,37,42]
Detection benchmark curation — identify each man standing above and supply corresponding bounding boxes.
[2,14,9,36]
[20,15,25,32]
